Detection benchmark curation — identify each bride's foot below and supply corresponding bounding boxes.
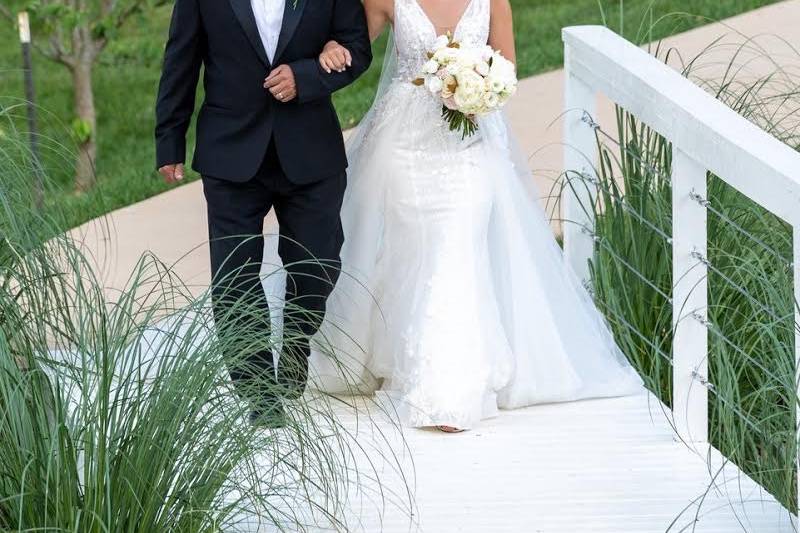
[436,425,465,433]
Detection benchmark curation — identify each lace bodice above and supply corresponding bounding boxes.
[393,0,491,80]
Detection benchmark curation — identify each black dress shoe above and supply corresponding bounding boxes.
[276,350,309,400]
[249,402,287,429]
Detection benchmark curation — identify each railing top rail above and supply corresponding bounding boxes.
[562,25,800,225]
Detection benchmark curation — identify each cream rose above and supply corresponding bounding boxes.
[440,74,458,99]
[453,69,485,114]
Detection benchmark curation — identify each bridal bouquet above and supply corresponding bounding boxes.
[413,34,517,138]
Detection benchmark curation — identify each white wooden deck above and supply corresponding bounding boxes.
[306,391,794,532]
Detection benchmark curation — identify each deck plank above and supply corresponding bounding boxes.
[303,391,795,532]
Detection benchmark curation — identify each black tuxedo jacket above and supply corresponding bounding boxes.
[155,0,371,183]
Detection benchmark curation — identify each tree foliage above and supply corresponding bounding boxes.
[0,0,165,67]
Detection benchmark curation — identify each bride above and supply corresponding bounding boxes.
[266,0,643,432]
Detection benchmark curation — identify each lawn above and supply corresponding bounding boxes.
[0,0,784,229]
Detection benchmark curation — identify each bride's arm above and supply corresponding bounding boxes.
[319,0,391,72]
[488,0,516,64]
[365,0,392,43]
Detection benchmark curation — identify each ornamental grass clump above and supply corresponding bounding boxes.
[0,105,408,532]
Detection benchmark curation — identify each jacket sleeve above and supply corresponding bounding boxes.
[290,0,373,104]
[154,0,204,169]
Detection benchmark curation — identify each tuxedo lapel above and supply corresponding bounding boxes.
[273,0,307,63]
[229,0,271,68]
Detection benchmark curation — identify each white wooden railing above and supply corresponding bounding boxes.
[561,24,800,505]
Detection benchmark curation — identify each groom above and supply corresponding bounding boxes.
[154,0,371,426]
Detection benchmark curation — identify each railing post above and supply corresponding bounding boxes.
[671,148,709,444]
[563,42,598,283]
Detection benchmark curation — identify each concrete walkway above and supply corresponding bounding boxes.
[70,0,800,294]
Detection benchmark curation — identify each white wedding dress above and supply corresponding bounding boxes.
[264,0,643,429]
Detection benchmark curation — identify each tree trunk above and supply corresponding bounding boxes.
[72,60,97,192]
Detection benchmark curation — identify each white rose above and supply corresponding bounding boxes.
[425,75,443,94]
[433,46,459,63]
[487,76,505,93]
[446,56,469,75]
[503,77,518,97]
[507,81,518,97]
[422,59,439,74]
[489,53,516,82]
[475,60,490,77]
[455,67,482,87]
[461,48,481,64]
[433,34,450,50]
[483,91,499,109]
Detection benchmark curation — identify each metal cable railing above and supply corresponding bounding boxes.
[583,113,790,323]
[582,112,670,182]
[570,171,674,244]
[690,312,789,387]
[591,232,674,304]
[689,191,793,268]
[563,24,800,519]
[584,111,792,270]
[572,115,796,483]
[690,249,788,324]
[590,290,674,367]
[694,377,782,445]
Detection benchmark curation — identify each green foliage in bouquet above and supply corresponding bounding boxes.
[441,106,477,139]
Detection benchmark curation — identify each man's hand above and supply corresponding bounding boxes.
[264,65,297,102]
[159,163,185,184]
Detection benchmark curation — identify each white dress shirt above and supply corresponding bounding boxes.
[251,0,286,63]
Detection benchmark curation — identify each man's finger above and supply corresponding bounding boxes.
[269,82,286,96]
[270,80,293,96]
[344,49,352,67]
[275,87,296,101]
[268,64,288,79]
[265,74,284,88]
[264,67,283,84]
